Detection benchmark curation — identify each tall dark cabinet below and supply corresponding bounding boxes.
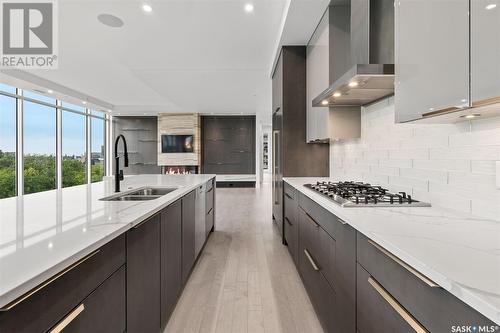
[202,116,256,174]
[272,46,329,239]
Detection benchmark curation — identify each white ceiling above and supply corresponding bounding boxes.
[4,0,329,118]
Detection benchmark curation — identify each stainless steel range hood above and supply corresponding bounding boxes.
[312,0,394,108]
[312,64,394,106]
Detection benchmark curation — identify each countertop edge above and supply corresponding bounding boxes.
[283,178,500,326]
[0,175,216,309]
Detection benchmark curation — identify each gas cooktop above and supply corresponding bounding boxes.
[304,181,431,207]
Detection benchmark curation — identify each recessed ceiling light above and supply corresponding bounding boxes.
[82,101,87,105]
[321,100,329,105]
[348,81,358,88]
[461,99,468,103]
[460,113,481,119]
[48,242,53,249]
[97,14,124,28]
[47,89,53,94]
[333,92,341,98]
[429,107,435,111]
[486,3,497,10]
[244,3,254,12]
[142,4,153,13]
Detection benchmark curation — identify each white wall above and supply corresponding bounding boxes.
[330,97,500,221]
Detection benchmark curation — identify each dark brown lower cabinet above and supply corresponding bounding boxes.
[0,235,125,333]
[357,233,496,332]
[357,264,417,333]
[160,199,182,329]
[205,180,215,237]
[62,266,126,333]
[284,183,298,266]
[296,191,356,333]
[182,190,196,283]
[127,214,161,333]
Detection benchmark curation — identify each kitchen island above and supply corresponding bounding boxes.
[0,174,215,333]
[284,177,500,332]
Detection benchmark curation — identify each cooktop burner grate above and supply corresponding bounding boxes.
[304,181,431,207]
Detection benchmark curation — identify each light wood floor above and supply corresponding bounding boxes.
[164,183,324,333]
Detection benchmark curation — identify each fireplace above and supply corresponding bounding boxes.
[162,166,199,174]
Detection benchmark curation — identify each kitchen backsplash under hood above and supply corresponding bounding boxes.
[313,0,395,108]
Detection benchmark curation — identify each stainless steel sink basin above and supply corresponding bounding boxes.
[100,187,178,202]
[105,195,160,201]
[128,187,176,196]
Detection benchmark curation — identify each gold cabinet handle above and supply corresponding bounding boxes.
[367,239,439,288]
[49,303,85,333]
[368,277,428,333]
[1,250,100,311]
[304,249,320,271]
[305,212,319,228]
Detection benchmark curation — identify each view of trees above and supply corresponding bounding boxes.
[0,150,104,199]
[0,151,15,198]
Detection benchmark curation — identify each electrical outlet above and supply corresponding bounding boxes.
[497,161,500,189]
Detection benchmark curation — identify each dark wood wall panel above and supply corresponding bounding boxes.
[201,116,256,174]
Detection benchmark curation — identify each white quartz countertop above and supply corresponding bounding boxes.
[284,177,500,325]
[0,174,215,309]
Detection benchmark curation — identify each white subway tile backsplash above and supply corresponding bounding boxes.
[389,176,429,192]
[429,146,500,160]
[330,98,500,221]
[400,168,447,184]
[389,148,430,160]
[370,165,400,176]
[413,159,470,172]
[449,129,500,147]
[471,161,497,175]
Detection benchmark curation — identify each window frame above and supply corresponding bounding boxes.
[0,85,110,197]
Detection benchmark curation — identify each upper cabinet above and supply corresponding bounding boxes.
[396,0,500,122]
[395,0,470,122]
[471,0,500,106]
[306,9,330,142]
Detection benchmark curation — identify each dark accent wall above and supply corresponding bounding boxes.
[201,116,256,175]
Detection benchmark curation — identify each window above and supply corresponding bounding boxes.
[23,101,56,194]
[0,93,16,199]
[91,117,105,182]
[23,90,56,105]
[0,83,16,94]
[62,102,86,113]
[62,111,86,187]
[0,82,109,198]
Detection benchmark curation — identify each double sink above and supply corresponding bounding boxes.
[100,187,178,201]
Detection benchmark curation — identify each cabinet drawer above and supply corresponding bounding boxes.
[298,192,344,240]
[357,264,418,333]
[298,207,336,291]
[283,182,296,201]
[357,233,495,332]
[298,239,336,333]
[206,206,214,237]
[284,186,298,264]
[206,184,214,215]
[0,235,125,333]
[206,178,214,192]
[59,266,126,333]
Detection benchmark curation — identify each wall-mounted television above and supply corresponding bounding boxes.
[161,135,194,153]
